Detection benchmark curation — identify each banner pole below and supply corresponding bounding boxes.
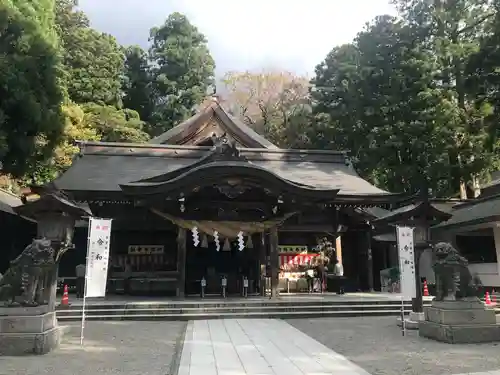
[401,294,406,336]
[80,217,92,346]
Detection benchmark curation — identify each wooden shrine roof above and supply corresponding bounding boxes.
[432,193,500,231]
[481,170,500,198]
[52,141,397,201]
[148,99,279,149]
[372,199,456,225]
[0,188,23,215]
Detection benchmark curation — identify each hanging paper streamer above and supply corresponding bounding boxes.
[223,238,230,251]
[214,231,220,251]
[246,235,253,249]
[201,234,208,248]
[237,231,245,251]
[192,226,199,247]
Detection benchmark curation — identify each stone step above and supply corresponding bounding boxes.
[56,308,421,321]
[55,299,423,310]
[56,302,427,317]
[56,301,434,321]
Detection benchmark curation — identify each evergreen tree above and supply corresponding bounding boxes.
[122,45,154,123]
[55,0,125,106]
[0,0,65,177]
[148,12,215,135]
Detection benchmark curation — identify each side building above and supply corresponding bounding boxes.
[433,172,500,288]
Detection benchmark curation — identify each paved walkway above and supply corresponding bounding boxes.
[178,319,371,375]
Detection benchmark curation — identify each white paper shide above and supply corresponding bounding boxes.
[85,218,112,298]
[396,226,416,299]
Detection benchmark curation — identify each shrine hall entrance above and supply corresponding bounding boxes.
[185,234,259,296]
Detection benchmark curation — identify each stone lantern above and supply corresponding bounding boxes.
[372,196,452,326]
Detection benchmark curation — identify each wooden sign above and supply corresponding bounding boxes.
[128,245,164,255]
[278,245,308,253]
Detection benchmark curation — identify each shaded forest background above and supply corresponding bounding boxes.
[1,0,500,199]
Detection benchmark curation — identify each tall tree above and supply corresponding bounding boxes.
[466,0,500,173]
[311,16,456,195]
[122,45,154,122]
[393,0,497,197]
[221,70,311,148]
[148,12,215,136]
[0,0,65,177]
[55,0,125,106]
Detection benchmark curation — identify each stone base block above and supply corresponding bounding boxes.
[419,320,500,344]
[0,326,61,356]
[0,309,62,356]
[0,312,56,334]
[425,301,497,325]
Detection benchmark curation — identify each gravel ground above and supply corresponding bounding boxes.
[0,321,187,375]
[288,317,500,375]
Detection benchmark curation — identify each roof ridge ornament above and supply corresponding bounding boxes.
[209,133,247,163]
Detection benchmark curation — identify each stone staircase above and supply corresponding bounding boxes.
[56,298,434,321]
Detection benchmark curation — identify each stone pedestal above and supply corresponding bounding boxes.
[0,305,62,356]
[419,300,500,344]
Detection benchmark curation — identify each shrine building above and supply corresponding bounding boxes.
[43,99,410,297]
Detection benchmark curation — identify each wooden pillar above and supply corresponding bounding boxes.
[366,227,374,292]
[258,232,266,295]
[335,235,343,265]
[270,227,279,298]
[177,227,187,298]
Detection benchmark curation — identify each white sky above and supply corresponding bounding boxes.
[78,0,397,77]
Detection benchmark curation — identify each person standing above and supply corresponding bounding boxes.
[75,263,86,298]
[315,261,326,293]
[306,268,315,293]
[333,260,345,295]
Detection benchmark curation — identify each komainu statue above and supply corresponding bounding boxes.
[433,242,482,301]
[0,238,56,306]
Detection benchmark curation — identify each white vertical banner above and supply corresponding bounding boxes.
[85,218,112,298]
[396,226,416,299]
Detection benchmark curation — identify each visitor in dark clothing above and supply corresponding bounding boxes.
[75,263,86,298]
[315,263,326,293]
[333,260,345,295]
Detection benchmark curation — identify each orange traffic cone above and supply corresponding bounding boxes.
[61,284,69,306]
[423,280,429,297]
[485,291,492,305]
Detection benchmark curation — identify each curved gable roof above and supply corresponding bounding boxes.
[148,99,279,149]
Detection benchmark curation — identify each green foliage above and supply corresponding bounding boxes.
[148,12,215,136]
[122,46,154,122]
[20,103,100,185]
[311,1,500,197]
[55,0,124,106]
[466,0,500,171]
[0,0,65,177]
[81,103,150,143]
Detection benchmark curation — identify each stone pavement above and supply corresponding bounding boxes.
[289,317,500,375]
[0,321,185,375]
[178,319,371,375]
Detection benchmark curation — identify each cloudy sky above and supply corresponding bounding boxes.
[78,0,396,77]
